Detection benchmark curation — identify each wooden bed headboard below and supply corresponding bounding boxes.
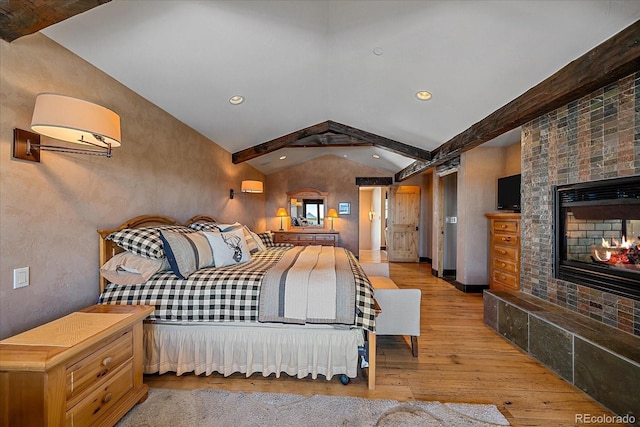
[97,214,217,293]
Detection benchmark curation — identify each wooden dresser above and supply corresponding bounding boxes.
[485,213,521,291]
[0,304,154,427]
[273,230,339,247]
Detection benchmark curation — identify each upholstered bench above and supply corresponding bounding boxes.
[360,263,421,357]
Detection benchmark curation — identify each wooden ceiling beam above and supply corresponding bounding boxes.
[232,121,331,164]
[395,20,640,182]
[0,0,110,42]
[326,121,431,161]
[288,134,373,147]
[233,120,431,164]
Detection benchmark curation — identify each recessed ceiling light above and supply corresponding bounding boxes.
[343,154,348,158]
[229,95,244,105]
[416,91,432,101]
[373,47,383,56]
[279,155,287,160]
[372,154,380,159]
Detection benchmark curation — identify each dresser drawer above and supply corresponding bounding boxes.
[296,234,316,241]
[492,270,518,290]
[492,233,519,247]
[493,220,519,233]
[66,362,133,427]
[66,330,133,402]
[493,257,518,274]
[494,245,518,261]
[278,234,298,242]
[314,235,335,242]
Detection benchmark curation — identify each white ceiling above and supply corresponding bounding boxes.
[41,0,640,175]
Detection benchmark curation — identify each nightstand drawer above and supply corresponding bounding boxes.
[314,235,335,242]
[66,362,133,427]
[66,330,133,401]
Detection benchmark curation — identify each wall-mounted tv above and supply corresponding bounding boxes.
[497,174,521,212]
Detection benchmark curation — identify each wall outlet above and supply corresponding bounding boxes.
[13,267,29,289]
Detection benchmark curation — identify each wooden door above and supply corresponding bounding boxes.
[387,185,420,262]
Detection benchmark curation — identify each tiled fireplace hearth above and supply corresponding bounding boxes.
[484,72,640,421]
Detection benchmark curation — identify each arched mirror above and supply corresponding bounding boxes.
[287,188,328,228]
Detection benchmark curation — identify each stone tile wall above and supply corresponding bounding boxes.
[521,72,640,336]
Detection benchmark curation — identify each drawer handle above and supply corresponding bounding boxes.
[501,224,507,228]
[501,237,511,241]
[102,392,113,404]
[102,356,113,367]
[501,275,506,280]
[500,250,507,255]
[501,262,506,267]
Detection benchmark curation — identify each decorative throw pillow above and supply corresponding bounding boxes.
[240,226,266,254]
[204,229,251,267]
[256,231,275,247]
[100,251,169,285]
[249,229,267,252]
[187,221,220,232]
[106,225,195,259]
[160,231,214,279]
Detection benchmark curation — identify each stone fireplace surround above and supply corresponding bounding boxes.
[520,71,639,336]
[484,72,640,420]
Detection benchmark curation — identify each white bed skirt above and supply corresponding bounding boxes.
[143,322,364,380]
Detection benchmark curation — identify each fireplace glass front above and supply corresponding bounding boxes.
[555,176,640,299]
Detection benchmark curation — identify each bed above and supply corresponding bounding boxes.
[97,214,377,389]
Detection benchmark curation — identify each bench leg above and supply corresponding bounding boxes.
[411,336,418,357]
[368,332,376,390]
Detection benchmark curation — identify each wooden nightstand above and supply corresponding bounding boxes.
[0,304,154,427]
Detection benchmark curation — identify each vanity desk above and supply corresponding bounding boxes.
[274,230,339,247]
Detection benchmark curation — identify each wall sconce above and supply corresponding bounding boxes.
[230,180,263,199]
[327,208,339,232]
[13,93,121,162]
[276,207,288,231]
[369,210,376,222]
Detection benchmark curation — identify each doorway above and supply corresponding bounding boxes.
[358,186,387,262]
[438,172,457,279]
[386,185,420,262]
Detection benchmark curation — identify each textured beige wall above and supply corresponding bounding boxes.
[0,34,264,339]
[265,155,393,254]
[504,142,522,176]
[458,147,507,284]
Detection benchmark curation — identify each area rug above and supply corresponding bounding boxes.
[116,388,510,426]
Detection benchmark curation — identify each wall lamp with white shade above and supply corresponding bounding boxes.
[230,180,263,199]
[12,93,121,163]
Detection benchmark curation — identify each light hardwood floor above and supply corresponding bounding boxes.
[145,259,623,427]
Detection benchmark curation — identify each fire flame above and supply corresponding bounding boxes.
[594,236,638,264]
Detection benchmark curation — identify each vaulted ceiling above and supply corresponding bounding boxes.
[4,1,640,177]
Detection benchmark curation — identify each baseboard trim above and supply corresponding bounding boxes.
[452,281,488,293]
[419,257,432,264]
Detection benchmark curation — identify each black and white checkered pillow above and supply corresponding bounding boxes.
[187,221,221,232]
[106,225,195,259]
[256,231,275,247]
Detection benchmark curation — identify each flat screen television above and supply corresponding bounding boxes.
[497,174,521,212]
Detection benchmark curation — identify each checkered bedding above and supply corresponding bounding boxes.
[98,246,376,332]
